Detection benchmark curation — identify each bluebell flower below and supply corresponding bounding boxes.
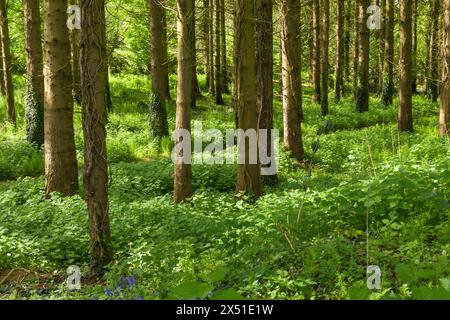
[105,289,113,297]
[127,276,136,287]
[136,296,143,300]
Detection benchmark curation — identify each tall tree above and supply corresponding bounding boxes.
[440,0,450,136]
[0,0,15,125]
[235,0,262,197]
[23,0,44,147]
[208,0,215,94]
[69,0,81,104]
[191,4,201,107]
[343,0,352,88]
[398,0,413,132]
[0,39,4,96]
[220,0,228,93]
[335,0,344,102]
[353,0,359,92]
[43,0,79,196]
[149,0,170,102]
[80,0,113,276]
[281,0,304,162]
[411,0,418,94]
[320,0,329,115]
[256,0,276,184]
[214,0,224,104]
[377,0,385,94]
[174,0,193,203]
[355,0,369,113]
[311,0,320,104]
[427,0,441,102]
[202,0,211,89]
[381,0,394,106]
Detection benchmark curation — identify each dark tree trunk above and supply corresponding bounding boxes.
[312,0,320,104]
[80,0,113,276]
[23,0,44,147]
[335,0,344,102]
[355,0,369,113]
[320,0,329,115]
[381,0,394,107]
[440,0,450,136]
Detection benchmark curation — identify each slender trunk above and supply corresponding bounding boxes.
[440,0,450,136]
[355,0,369,113]
[398,0,413,132]
[235,0,262,197]
[69,0,81,104]
[220,0,228,94]
[0,36,4,96]
[312,0,320,104]
[23,0,44,147]
[0,0,15,125]
[214,0,224,104]
[353,0,359,92]
[381,0,394,106]
[320,0,329,115]
[411,0,417,94]
[174,0,193,203]
[256,0,276,184]
[202,0,210,89]
[149,0,170,102]
[428,0,441,102]
[335,0,344,102]
[377,0,385,94]
[80,0,113,276]
[208,0,215,94]
[281,0,304,162]
[191,4,201,107]
[344,0,351,93]
[43,0,79,196]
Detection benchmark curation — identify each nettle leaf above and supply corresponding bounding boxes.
[348,285,370,300]
[211,289,244,300]
[172,281,213,300]
[208,266,229,283]
[395,264,417,284]
[440,278,450,291]
[411,287,450,300]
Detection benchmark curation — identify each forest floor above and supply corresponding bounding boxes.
[0,75,449,300]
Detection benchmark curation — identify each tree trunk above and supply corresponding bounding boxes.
[23,0,44,147]
[0,0,15,125]
[214,0,224,104]
[411,0,418,94]
[311,0,320,104]
[256,0,276,184]
[235,0,262,197]
[280,0,304,162]
[428,0,441,102]
[377,0,385,94]
[320,0,329,115]
[335,0,344,102]
[80,0,113,276]
[353,0,359,92]
[220,0,228,94]
[69,0,81,104]
[43,0,79,196]
[208,0,215,94]
[355,0,369,113]
[202,0,210,89]
[343,0,351,90]
[440,0,450,136]
[0,38,4,96]
[149,0,170,102]
[191,4,201,107]
[381,0,394,107]
[398,0,413,132]
[174,0,193,203]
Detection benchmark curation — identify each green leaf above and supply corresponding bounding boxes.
[208,266,229,283]
[211,289,244,300]
[440,278,450,291]
[172,281,213,300]
[348,285,370,300]
[395,264,417,283]
[411,287,450,300]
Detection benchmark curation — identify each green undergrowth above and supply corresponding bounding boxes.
[0,75,449,300]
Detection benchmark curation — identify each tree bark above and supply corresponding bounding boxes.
[335,0,344,102]
[235,0,262,197]
[256,0,276,184]
[355,0,369,113]
[353,0,359,93]
[208,0,215,94]
[174,0,193,203]
[381,0,394,106]
[398,0,413,132]
[280,0,304,162]
[440,0,450,136]
[202,0,210,89]
[320,0,329,115]
[311,0,320,104]
[191,4,201,107]
[214,0,224,104]
[149,0,170,102]
[23,0,44,147]
[220,0,228,94]
[43,0,79,196]
[69,0,81,104]
[343,0,351,90]
[428,0,441,102]
[80,0,113,276]
[411,0,417,94]
[0,0,15,125]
